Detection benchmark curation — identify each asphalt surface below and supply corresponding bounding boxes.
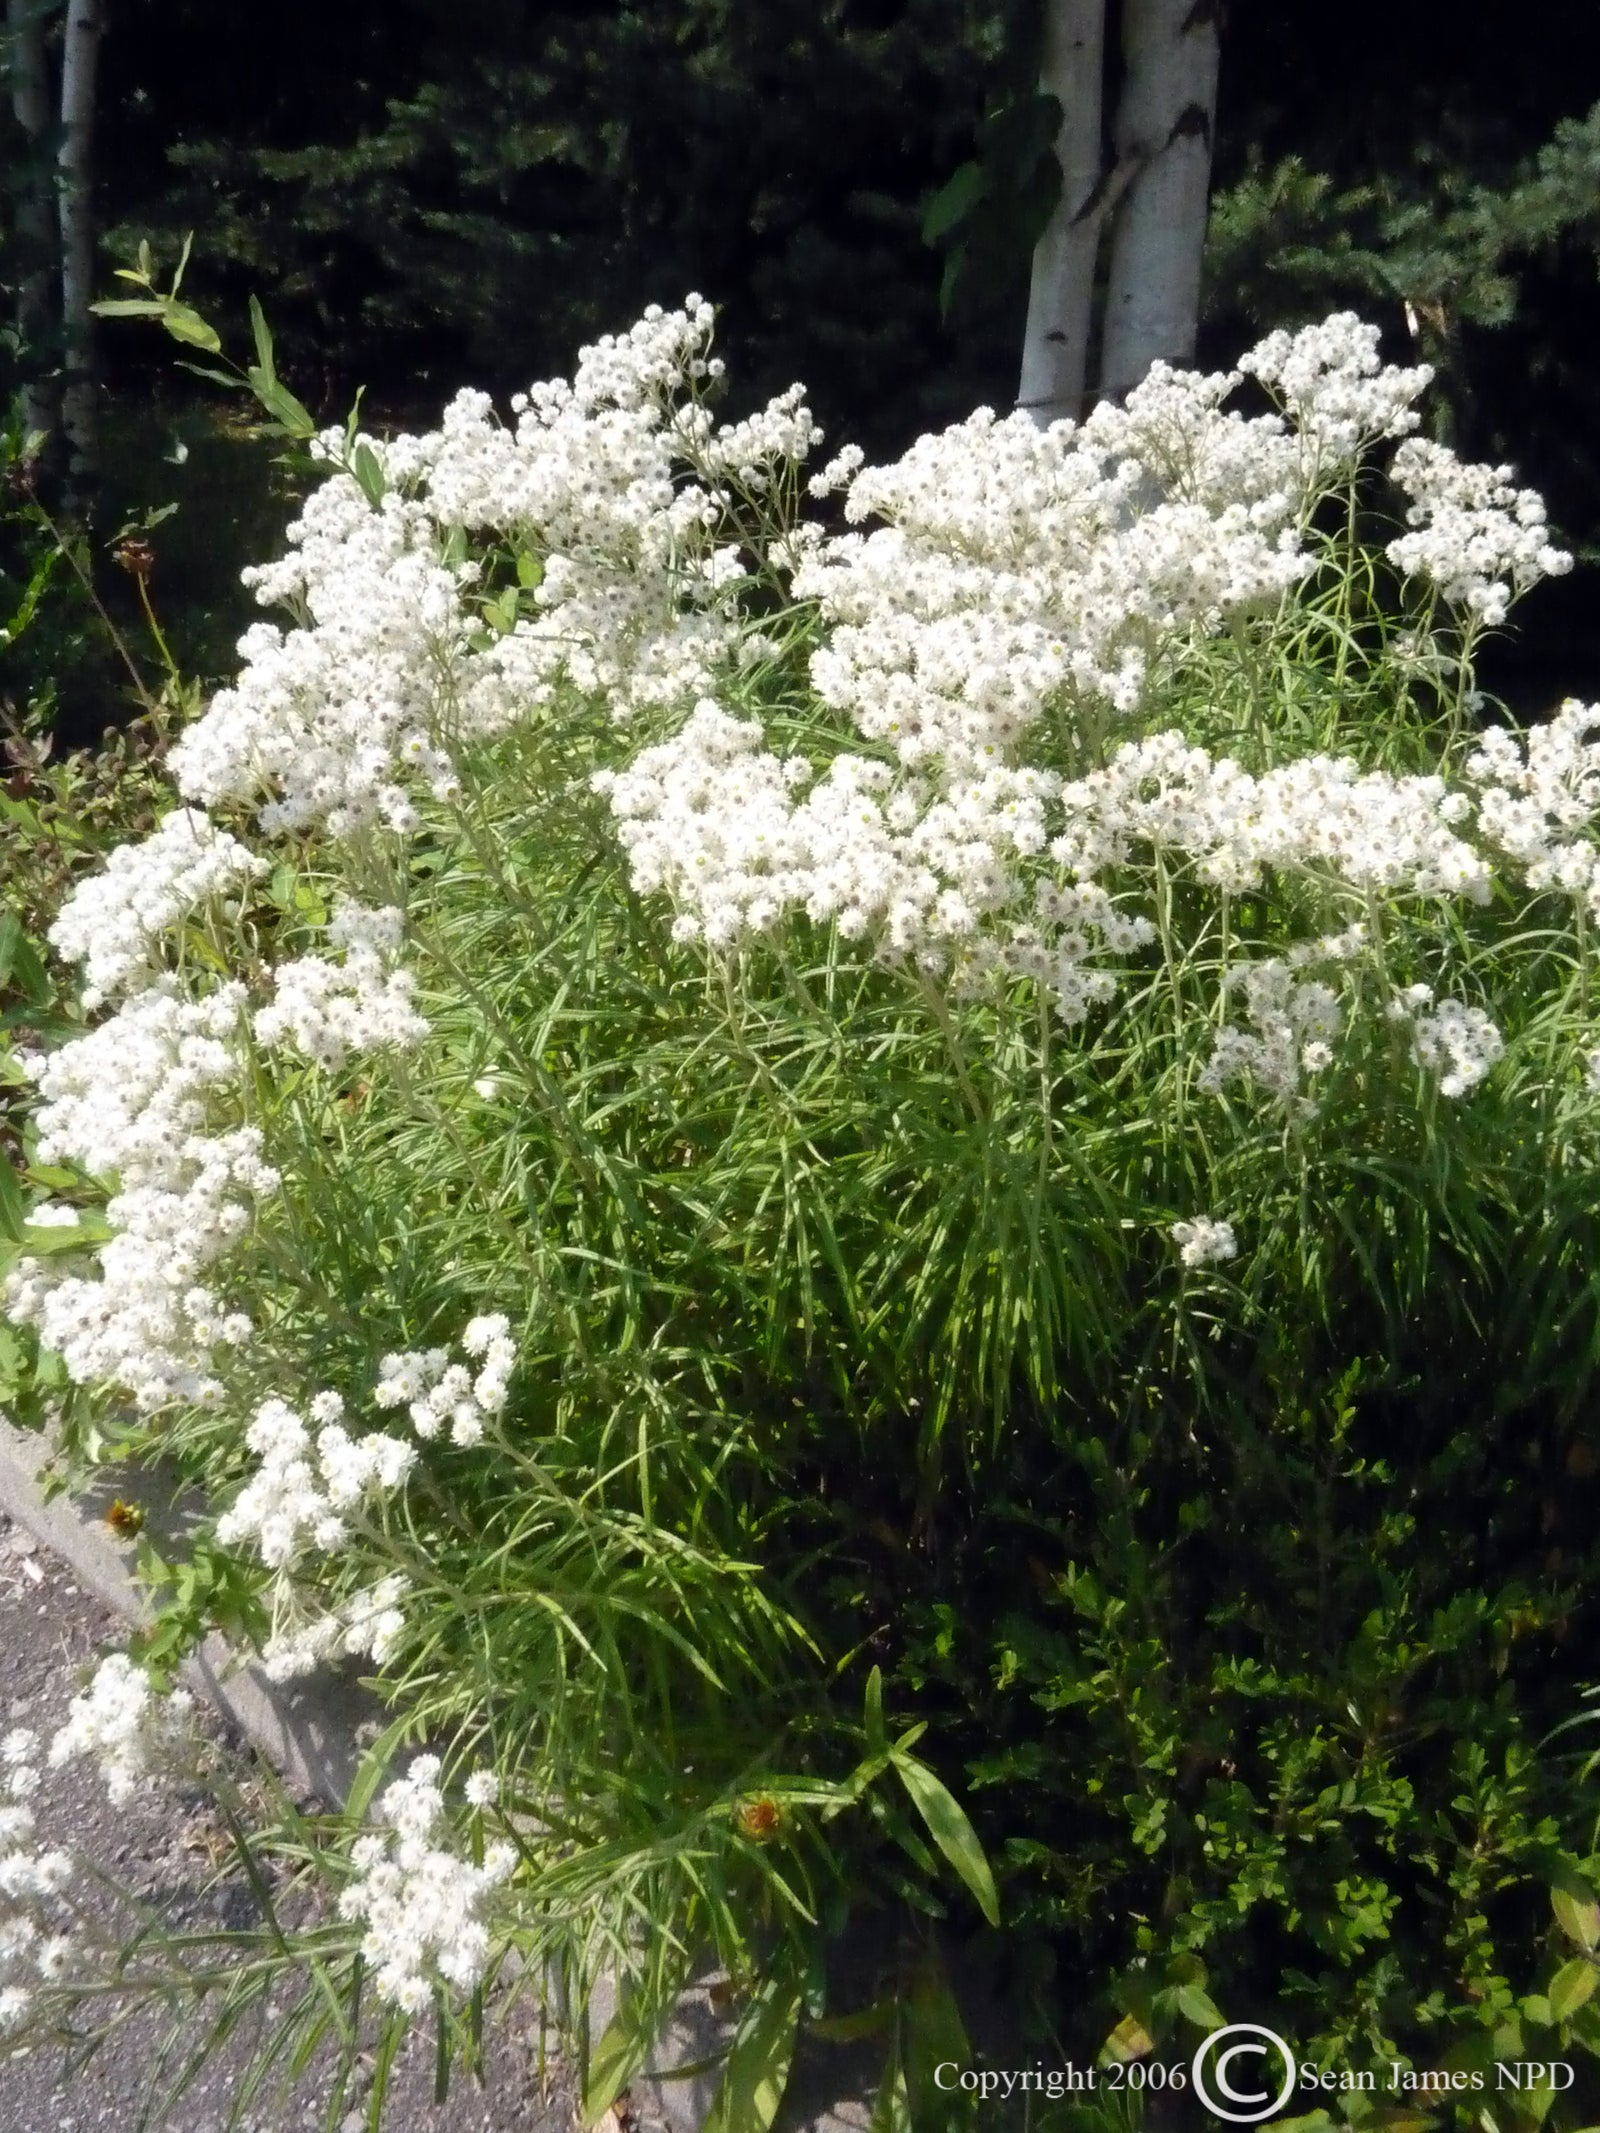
[0,1510,575,2133]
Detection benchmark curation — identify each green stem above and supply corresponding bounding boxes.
[917,971,985,1123]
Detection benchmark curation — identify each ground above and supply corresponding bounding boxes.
[0,1511,575,2133]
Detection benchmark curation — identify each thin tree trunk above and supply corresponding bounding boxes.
[6,0,57,451]
[1098,0,1220,402]
[57,0,103,507]
[1017,0,1107,427]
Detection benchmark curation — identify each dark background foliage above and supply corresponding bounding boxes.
[5,0,1599,725]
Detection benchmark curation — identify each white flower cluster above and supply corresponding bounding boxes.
[47,808,266,1010]
[261,1572,410,1683]
[170,476,481,839]
[597,317,1526,1020]
[1388,985,1505,1099]
[1170,1216,1238,1268]
[215,1392,416,1570]
[169,299,820,846]
[373,1314,515,1447]
[794,352,1314,765]
[1466,700,1600,913]
[1201,937,1358,1110]
[253,903,428,1070]
[337,1755,514,2012]
[1388,438,1572,627]
[0,1729,73,2035]
[1237,312,1430,474]
[47,1654,193,1806]
[1050,735,1489,901]
[2,985,274,1409]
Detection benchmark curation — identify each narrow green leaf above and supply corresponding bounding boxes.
[255,378,318,440]
[700,1971,803,2133]
[0,912,20,992]
[352,441,386,506]
[176,361,244,388]
[7,929,48,1004]
[343,1717,414,1827]
[868,2035,912,2133]
[902,1956,970,2126]
[891,1752,1000,1926]
[91,298,170,320]
[864,1665,886,1752]
[248,294,276,384]
[582,1988,658,2125]
[809,2003,895,2044]
[0,1155,24,1244]
[19,1214,111,1254]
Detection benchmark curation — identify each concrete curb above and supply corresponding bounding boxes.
[0,1412,375,1802]
[0,1414,880,2133]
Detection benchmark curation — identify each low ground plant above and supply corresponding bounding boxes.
[4,285,1600,2130]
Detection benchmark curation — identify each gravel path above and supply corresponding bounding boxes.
[0,1511,575,2133]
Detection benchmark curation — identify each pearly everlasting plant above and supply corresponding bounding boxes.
[4,296,1600,2118]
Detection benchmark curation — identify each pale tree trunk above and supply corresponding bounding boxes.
[5,0,57,450]
[1098,0,1220,403]
[57,0,103,506]
[1016,0,1107,427]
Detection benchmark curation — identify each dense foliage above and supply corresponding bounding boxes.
[3,294,1600,2127]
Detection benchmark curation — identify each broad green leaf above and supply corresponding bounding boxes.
[1100,2014,1154,2063]
[891,1752,1000,1926]
[161,302,223,353]
[700,1971,803,2133]
[1550,1958,1598,2021]
[1175,1984,1225,2032]
[0,912,20,992]
[516,550,544,590]
[922,161,986,245]
[1553,1881,1600,1951]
